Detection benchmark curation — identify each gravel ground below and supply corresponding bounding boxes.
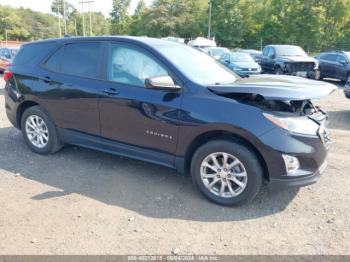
[0,76,349,255]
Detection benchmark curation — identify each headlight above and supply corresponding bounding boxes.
[314,60,319,70]
[263,113,319,135]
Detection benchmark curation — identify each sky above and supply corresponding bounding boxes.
[0,0,152,16]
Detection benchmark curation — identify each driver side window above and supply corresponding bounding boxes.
[267,48,275,58]
[108,44,169,87]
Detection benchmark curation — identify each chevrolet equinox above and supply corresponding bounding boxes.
[4,37,336,205]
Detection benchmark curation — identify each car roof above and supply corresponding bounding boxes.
[267,45,302,48]
[321,50,349,54]
[22,36,182,48]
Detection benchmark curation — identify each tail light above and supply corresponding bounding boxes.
[3,70,13,82]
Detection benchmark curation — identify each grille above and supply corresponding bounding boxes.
[242,68,258,71]
[291,62,314,72]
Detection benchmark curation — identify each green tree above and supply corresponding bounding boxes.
[211,0,243,47]
[110,0,131,34]
[131,0,208,38]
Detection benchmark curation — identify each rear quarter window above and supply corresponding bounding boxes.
[12,42,55,66]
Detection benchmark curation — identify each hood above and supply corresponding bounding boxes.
[278,55,316,63]
[233,61,260,69]
[208,74,337,101]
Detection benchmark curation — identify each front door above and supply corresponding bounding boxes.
[99,42,182,155]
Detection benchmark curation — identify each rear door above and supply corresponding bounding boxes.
[98,42,182,156]
[40,41,104,136]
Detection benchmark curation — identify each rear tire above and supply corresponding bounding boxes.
[21,106,63,155]
[191,140,263,206]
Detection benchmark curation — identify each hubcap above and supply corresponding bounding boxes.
[200,152,248,198]
[25,115,49,148]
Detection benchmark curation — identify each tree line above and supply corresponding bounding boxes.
[1,0,350,52]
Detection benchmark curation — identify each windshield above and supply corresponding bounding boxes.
[275,46,307,56]
[230,52,254,62]
[210,48,228,57]
[157,45,237,85]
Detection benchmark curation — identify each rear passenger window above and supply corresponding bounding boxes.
[44,47,64,72]
[328,54,338,62]
[61,42,102,79]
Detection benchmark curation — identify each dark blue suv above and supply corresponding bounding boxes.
[3,37,336,206]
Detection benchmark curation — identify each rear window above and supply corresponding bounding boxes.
[60,42,102,79]
[12,42,54,66]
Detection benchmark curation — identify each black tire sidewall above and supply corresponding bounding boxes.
[21,106,59,155]
[191,140,263,206]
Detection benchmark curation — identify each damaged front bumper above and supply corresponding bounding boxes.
[258,124,330,191]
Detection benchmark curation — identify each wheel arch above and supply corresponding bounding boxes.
[183,130,269,181]
[16,100,40,129]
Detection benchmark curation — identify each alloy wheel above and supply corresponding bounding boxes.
[200,152,248,198]
[25,115,49,148]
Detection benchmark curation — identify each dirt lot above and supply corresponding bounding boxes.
[0,76,349,255]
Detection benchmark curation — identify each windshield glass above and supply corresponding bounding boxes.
[210,48,228,57]
[275,46,307,56]
[157,45,237,85]
[230,52,254,62]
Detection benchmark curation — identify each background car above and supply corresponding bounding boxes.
[202,47,230,60]
[316,51,350,83]
[187,37,217,49]
[260,45,318,78]
[0,47,19,72]
[219,51,261,76]
[236,49,263,63]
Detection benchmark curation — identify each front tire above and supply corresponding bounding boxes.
[21,106,62,155]
[191,140,263,206]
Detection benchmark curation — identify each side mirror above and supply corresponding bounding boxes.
[145,75,181,91]
[269,54,276,59]
[340,60,347,66]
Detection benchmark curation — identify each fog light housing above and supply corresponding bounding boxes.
[282,154,300,175]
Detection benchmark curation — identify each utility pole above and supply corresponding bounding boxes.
[57,2,62,37]
[63,0,67,35]
[207,0,212,39]
[89,1,93,36]
[81,1,85,36]
[79,0,94,37]
[5,21,8,46]
[74,18,78,36]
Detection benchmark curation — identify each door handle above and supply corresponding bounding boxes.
[102,88,119,96]
[40,76,51,83]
